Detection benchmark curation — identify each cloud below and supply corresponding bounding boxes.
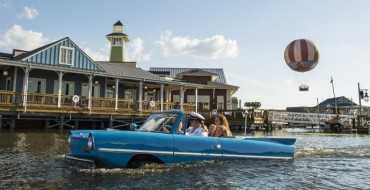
[155,30,238,59]
[0,2,9,9]
[126,38,151,62]
[17,7,39,20]
[82,38,151,62]
[82,45,109,61]
[0,25,48,51]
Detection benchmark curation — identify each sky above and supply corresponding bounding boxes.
[1,0,370,109]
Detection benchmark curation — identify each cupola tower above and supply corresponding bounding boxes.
[106,20,130,62]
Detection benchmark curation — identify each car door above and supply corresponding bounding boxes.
[172,134,223,163]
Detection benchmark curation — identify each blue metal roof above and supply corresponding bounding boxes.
[14,37,103,72]
[317,96,357,107]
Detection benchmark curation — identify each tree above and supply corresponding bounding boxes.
[244,102,261,109]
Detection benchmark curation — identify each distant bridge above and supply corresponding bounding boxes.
[269,111,355,127]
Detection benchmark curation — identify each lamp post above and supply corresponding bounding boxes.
[357,82,369,130]
[330,76,338,114]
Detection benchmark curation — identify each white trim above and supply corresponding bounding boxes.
[59,46,74,65]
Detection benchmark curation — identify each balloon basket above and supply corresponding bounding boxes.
[299,85,309,91]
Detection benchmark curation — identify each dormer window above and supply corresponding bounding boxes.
[59,46,74,65]
[113,38,122,46]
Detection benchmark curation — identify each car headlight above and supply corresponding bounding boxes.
[87,134,94,150]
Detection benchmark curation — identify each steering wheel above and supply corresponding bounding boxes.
[163,125,172,132]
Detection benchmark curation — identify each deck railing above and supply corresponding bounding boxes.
[0,91,196,115]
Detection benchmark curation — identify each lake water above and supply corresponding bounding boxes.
[0,130,369,190]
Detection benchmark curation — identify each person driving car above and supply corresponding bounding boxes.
[186,112,208,136]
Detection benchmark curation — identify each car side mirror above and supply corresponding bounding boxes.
[130,123,138,131]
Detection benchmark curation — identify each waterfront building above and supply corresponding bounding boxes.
[287,96,369,115]
[0,21,203,129]
[149,67,239,118]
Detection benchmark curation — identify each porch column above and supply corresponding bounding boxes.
[114,78,119,111]
[88,75,93,113]
[138,81,143,115]
[12,67,18,103]
[22,67,31,112]
[212,88,216,111]
[165,86,170,110]
[180,86,184,111]
[195,88,198,113]
[160,84,164,111]
[57,72,64,108]
[226,89,231,110]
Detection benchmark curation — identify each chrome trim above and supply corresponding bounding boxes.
[65,155,94,163]
[174,152,222,157]
[98,148,173,155]
[222,154,293,160]
[97,148,292,159]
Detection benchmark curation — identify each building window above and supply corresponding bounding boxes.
[113,38,122,46]
[28,78,46,93]
[217,96,224,110]
[59,46,74,65]
[198,102,210,110]
[81,83,100,97]
[106,88,114,98]
[54,80,75,95]
[124,89,136,100]
[6,77,11,91]
[145,91,155,101]
[187,95,210,110]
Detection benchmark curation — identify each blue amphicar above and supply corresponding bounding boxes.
[66,109,296,168]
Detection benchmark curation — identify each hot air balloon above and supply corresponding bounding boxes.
[284,39,320,91]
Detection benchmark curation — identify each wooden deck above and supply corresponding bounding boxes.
[0,90,195,116]
[0,91,258,130]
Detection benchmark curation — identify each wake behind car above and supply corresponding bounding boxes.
[65,110,296,168]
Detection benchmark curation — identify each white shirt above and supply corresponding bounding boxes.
[186,127,208,137]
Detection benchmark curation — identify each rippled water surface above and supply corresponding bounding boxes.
[1,130,370,189]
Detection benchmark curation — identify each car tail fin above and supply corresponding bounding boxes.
[244,137,296,145]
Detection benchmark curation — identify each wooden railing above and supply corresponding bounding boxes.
[0,90,14,106]
[0,91,196,115]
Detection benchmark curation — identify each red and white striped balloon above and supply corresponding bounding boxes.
[284,39,320,72]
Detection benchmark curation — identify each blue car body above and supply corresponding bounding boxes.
[66,110,296,168]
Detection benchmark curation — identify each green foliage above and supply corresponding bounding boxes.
[244,102,261,109]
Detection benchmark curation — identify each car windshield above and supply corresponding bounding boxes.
[138,113,179,133]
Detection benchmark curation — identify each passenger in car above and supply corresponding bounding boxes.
[186,112,208,136]
[208,124,216,136]
[213,115,232,137]
[176,121,184,134]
